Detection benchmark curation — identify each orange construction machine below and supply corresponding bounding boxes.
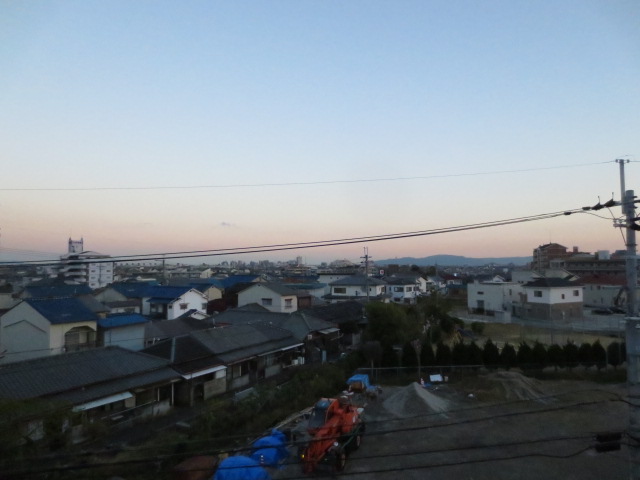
[299,395,365,474]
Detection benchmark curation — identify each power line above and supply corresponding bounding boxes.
[0,207,588,267]
[0,161,614,192]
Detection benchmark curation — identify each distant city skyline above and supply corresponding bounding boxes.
[1,2,638,265]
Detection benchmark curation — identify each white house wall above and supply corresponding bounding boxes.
[0,302,50,363]
[467,282,523,313]
[167,290,208,320]
[526,287,582,304]
[102,324,146,351]
[238,285,298,313]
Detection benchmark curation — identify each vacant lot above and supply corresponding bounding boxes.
[472,321,622,349]
[276,372,628,479]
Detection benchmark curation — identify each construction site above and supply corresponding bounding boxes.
[201,371,629,480]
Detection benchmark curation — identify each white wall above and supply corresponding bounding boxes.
[167,290,208,319]
[102,324,146,351]
[526,286,582,304]
[467,282,523,313]
[0,302,50,363]
[238,284,298,313]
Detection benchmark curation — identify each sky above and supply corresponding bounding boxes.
[1,0,639,265]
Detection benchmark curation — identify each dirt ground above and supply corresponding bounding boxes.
[274,372,630,479]
[478,322,622,349]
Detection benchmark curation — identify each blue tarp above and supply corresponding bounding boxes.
[347,374,371,390]
[213,456,271,480]
[250,429,289,467]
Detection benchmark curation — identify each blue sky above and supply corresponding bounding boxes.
[1,1,639,264]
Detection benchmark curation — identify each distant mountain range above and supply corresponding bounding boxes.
[376,255,532,267]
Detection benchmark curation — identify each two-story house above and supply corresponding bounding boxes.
[143,286,208,320]
[237,283,299,313]
[324,275,388,303]
[0,297,100,364]
[521,278,583,321]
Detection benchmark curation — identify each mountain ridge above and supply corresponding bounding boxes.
[377,254,532,267]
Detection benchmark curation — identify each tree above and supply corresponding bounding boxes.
[547,344,564,371]
[381,343,399,367]
[607,341,623,369]
[531,341,548,371]
[402,342,419,368]
[420,340,435,367]
[578,342,594,369]
[563,341,579,369]
[452,342,468,366]
[361,341,382,369]
[592,340,607,370]
[517,342,534,370]
[482,339,500,369]
[467,341,483,368]
[435,342,452,367]
[366,302,418,348]
[500,343,517,370]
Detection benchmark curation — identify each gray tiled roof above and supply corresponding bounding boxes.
[240,282,299,297]
[215,309,336,341]
[0,347,177,401]
[190,324,300,364]
[329,275,387,287]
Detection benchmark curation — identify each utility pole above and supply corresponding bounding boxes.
[361,247,371,302]
[618,158,640,479]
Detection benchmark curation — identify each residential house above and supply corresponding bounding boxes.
[143,323,303,403]
[145,314,215,347]
[98,313,150,351]
[521,278,583,321]
[143,286,208,320]
[214,308,340,363]
[0,346,180,443]
[0,297,100,364]
[237,283,299,313]
[324,275,388,303]
[302,300,368,348]
[467,280,523,321]
[383,275,424,304]
[579,273,632,309]
[19,281,93,300]
[94,281,157,313]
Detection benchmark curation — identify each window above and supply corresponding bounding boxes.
[478,291,484,295]
[534,291,542,297]
[394,287,403,292]
[180,303,188,310]
[261,298,273,306]
[285,298,293,309]
[573,290,580,296]
[334,287,346,294]
[202,303,207,310]
[561,294,565,299]
[405,287,411,292]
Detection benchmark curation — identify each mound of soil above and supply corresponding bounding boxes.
[382,382,450,418]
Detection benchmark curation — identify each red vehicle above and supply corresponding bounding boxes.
[299,396,365,474]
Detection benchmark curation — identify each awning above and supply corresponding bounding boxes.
[318,327,340,334]
[260,343,304,357]
[72,391,134,412]
[181,365,227,380]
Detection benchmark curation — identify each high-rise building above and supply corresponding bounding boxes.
[59,238,114,289]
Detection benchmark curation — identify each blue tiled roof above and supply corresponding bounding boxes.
[98,314,149,329]
[110,281,157,298]
[218,275,261,289]
[145,285,194,299]
[24,284,93,298]
[26,297,99,325]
